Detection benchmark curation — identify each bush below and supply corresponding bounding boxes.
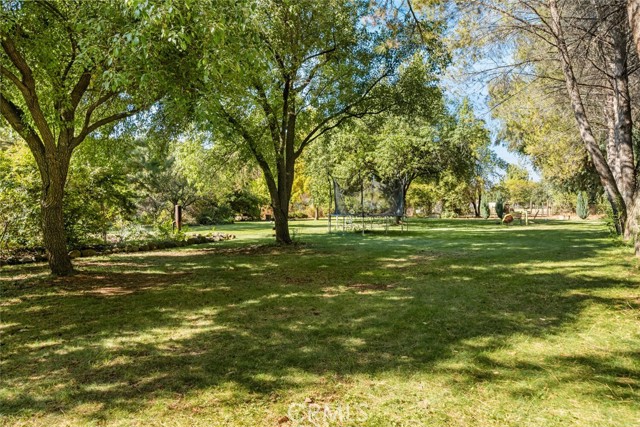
[480,198,490,219]
[112,222,155,244]
[228,189,262,220]
[576,191,589,219]
[190,197,234,225]
[288,211,309,219]
[495,194,505,219]
[0,145,43,251]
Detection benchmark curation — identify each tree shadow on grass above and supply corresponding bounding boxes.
[1,222,638,422]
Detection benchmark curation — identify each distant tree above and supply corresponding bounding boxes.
[495,194,505,219]
[449,99,499,217]
[199,0,446,243]
[480,198,490,219]
[576,191,589,219]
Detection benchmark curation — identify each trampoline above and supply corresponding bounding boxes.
[328,174,408,234]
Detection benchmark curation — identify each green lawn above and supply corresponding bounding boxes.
[1,219,639,426]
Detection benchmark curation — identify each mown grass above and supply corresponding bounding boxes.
[1,219,639,426]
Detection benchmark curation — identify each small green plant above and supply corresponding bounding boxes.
[480,198,490,219]
[576,191,589,219]
[495,194,505,219]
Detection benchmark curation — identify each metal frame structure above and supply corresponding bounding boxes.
[327,174,408,235]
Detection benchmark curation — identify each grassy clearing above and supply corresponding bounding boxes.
[1,219,639,426]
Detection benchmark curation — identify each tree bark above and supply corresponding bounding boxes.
[626,0,640,252]
[628,0,640,60]
[605,95,621,184]
[473,190,481,218]
[626,192,640,255]
[272,198,292,243]
[608,10,636,228]
[40,155,74,276]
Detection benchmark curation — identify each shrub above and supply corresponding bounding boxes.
[480,198,490,219]
[576,191,589,219]
[228,189,262,220]
[495,195,505,219]
[190,197,234,225]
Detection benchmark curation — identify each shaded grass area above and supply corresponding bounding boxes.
[1,219,639,426]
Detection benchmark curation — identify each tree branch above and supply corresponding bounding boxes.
[1,34,56,147]
[73,107,139,149]
[296,72,390,156]
[0,92,46,167]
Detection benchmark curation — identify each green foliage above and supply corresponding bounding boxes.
[132,137,198,225]
[0,140,41,251]
[228,189,262,220]
[406,181,436,216]
[576,191,589,220]
[64,165,137,246]
[480,198,490,219]
[495,194,505,219]
[190,197,235,225]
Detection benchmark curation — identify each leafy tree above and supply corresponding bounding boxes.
[63,166,137,246]
[133,141,198,225]
[0,0,193,274]
[198,0,445,243]
[576,191,589,220]
[502,164,537,208]
[447,99,499,217]
[480,198,490,219]
[228,189,263,220]
[495,194,505,219]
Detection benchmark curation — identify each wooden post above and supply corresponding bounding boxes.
[328,176,333,233]
[174,205,182,231]
[361,176,365,236]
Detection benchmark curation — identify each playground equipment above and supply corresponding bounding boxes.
[328,174,407,235]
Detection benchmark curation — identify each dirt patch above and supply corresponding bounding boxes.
[410,249,465,260]
[348,283,395,292]
[49,271,193,296]
[190,243,312,257]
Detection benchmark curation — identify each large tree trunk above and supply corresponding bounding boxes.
[605,96,621,184]
[473,191,481,218]
[626,192,640,256]
[42,197,73,276]
[628,0,640,59]
[626,0,640,253]
[272,198,292,244]
[608,11,637,240]
[604,188,624,235]
[40,158,73,276]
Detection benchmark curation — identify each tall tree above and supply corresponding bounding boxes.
[446,99,497,217]
[200,0,446,243]
[0,0,191,274]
